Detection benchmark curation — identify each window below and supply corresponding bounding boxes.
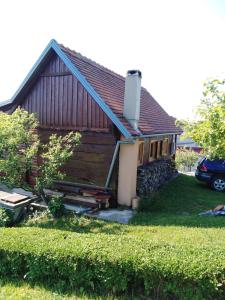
[147,136,173,162]
[149,141,158,161]
[159,140,163,157]
[138,142,144,165]
[162,138,169,156]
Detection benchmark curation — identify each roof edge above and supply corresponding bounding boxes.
[0,39,56,108]
[137,131,182,138]
[52,41,132,138]
[0,39,132,138]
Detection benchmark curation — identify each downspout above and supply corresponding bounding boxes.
[104,140,134,189]
[104,132,180,189]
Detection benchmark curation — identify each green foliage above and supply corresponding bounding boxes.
[1,175,225,299]
[1,224,225,299]
[0,108,39,186]
[175,148,199,171]
[180,79,225,159]
[48,195,64,218]
[35,131,81,195]
[0,108,81,192]
[0,208,13,227]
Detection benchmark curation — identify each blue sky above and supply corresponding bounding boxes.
[0,0,225,119]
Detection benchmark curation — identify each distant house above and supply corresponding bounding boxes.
[176,136,203,153]
[0,39,181,206]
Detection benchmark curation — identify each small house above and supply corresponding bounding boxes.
[0,40,181,206]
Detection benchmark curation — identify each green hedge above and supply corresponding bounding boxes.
[0,227,225,299]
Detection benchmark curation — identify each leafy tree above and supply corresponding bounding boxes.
[178,79,225,159]
[0,108,39,186]
[175,148,199,171]
[35,132,80,197]
[0,108,81,195]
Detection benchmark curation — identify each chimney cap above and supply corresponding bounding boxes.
[127,70,142,78]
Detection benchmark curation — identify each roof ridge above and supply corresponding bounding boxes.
[59,43,126,82]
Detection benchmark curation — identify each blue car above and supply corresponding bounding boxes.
[195,157,225,192]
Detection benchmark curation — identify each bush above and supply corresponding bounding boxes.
[0,208,13,227]
[48,195,64,218]
[1,227,225,299]
[176,148,199,171]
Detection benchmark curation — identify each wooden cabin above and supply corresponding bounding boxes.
[0,40,181,206]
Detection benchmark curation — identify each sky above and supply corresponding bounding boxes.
[0,0,225,120]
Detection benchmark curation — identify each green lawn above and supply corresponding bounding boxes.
[1,174,225,299]
[25,174,225,231]
[0,279,120,300]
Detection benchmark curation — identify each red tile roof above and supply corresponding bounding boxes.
[60,44,181,136]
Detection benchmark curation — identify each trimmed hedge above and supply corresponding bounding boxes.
[0,227,225,299]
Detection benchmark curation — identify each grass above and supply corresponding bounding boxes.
[0,279,121,300]
[24,174,225,231]
[133,174,225,227]
[1,174,225,299]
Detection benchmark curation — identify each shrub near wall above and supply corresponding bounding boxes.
[1,227,225,299]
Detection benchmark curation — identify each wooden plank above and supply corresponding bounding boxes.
[81,133,116,145]
[67,75,73,126]
[55,76,59,125]
[1,193,28,204]
[63,197,98,208]
[0,191,11,198]
[63,76,68,126]
[51,76,55,125]
[75,143,115,154]
[65,195,97,204]
[38,129,116,145]
[91,98,96,128]
[72,78,78,127]
[51,55,56,73]
[56,55,60,73]
[41,72,72,77]
[66,152,105,163]
[77,82,83,127]
[82,89,88,127]
[54,180,108,191]
[59,76,64,127]
[43,76,47,126]
[40,77,44,124]
[36,79,41,119]
[95,103,100,128]
[33,83,37,114]
[99,108,104,128]
[47,77,52,124]
[87,94,92,128]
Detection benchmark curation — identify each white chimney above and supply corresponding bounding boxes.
[123,70,142,131]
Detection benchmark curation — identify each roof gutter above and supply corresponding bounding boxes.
[134,132,180,139]
[104,132,181,189]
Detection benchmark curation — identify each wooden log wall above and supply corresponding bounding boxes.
[38,129,118,188]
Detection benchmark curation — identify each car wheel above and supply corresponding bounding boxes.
[211,177,225,192]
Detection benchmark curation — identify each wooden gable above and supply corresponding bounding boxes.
[20,53,113,132]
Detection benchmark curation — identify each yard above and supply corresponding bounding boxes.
[1,174,225,299]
